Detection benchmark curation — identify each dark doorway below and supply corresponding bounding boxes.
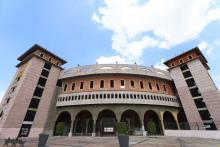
[163,111,178,130]
[54,111,71,136]
[73,110,93,136]
[96,110,117,136]
[144,110,163,135]
[121,110,141,135]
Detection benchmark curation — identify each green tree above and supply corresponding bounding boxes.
[55,122,65,136]
[147,120,157,135]
[116,122,128,135]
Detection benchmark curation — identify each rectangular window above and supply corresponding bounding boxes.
[100,80,104,88]
[194,98,206,108]
[43,62,52,70]
[140,81,144,89]
[180,64,189,71]
[148,82,152,90]
[16,76,21,82]
[24,110,36,121]
[183,71,192,78]
[163,85,167,92]
[10,86,16,93]
[121,80,125,86]
[121,80,125,87]
[29,98,40,109]
[199,110,211,120]
[72,83,75,90]
[156,83,160,91]
[5,98,10,104]
[188,55,192,60]
[90,81,94,88]
[41,69,49,77]
[186,78,196,87]
[190,87,201,97]
[18,124,32,137]
[63,84,67,92]
[33,87,44,97]
[80,82,84,89]
[110,80,114,88]
[130,81,135,88]
[38,77,47,87]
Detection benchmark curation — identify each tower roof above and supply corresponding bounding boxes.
[164,47,208,66]
[17,44,67,64]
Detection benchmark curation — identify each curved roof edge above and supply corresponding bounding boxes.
[59,64,172,81]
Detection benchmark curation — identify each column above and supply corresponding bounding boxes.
[142,122,146,136]
[92,118,96,137]
[73,119,77,134]
[140,114,147,136]
[175,119,180,130]
[173,111,180,130]
[159,111,165,133]
[68,120,74,137]
[116,112,121,123]
[85,119,89,135]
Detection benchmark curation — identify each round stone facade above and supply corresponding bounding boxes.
[54,64,188,136]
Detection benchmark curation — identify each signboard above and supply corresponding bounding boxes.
[104,127,114,132]
[202,125,211,129]
[20,128,29,136]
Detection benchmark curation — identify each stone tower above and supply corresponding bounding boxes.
[164,47,220,130]
[0,44,66,138]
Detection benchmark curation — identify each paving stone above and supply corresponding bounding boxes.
[0,136,219,147]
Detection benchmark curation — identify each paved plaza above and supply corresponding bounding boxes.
[1,136,220,147]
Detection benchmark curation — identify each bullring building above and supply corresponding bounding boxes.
[0,44,220,138]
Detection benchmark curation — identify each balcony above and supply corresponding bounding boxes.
[56,91,180,107]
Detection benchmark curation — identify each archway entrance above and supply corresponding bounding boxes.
[54,111,71,136]
[120,110,141,135]
[144,110,163,135]
[177,110,190,130]
[96,110,117,136]
[163,111,178,129]
[73,110,93,136]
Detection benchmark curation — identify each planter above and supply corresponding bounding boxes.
[118,134,129,147]
[38,133,49,147]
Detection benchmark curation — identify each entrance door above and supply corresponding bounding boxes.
[101,117,116,136]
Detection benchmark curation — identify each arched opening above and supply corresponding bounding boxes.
[54,111,71,136]
[144,110,163,135]
[73,110,93,136]
[120,110,141,135]
[163,111,177,130]
[96,109,117,136]
[177,110,190,130]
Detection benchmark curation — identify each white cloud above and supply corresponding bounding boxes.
[96,55,127,64]
[93,0,220,62]
[111,35,158,61]
[154,58,167,71]
[92,13,101,23]
[198,41,213,54]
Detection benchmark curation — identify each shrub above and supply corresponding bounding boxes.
[147,120,157,135]
[55,122,65,136]
[116,122,128,135]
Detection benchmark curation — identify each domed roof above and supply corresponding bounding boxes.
[59,64,172,80]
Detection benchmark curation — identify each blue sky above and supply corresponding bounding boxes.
[0,0,220,100]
